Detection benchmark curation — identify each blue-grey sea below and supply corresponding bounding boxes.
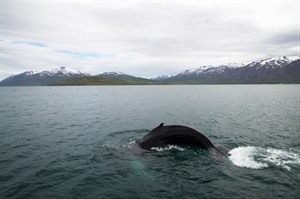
[0,85,299,199]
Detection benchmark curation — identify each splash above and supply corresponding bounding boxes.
[228,147,268,169]
[151,145,185,152]
[228,146,300,171]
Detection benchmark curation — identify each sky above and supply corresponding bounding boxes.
[0,0,299,80]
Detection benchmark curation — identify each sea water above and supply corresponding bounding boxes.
[0,85,299,199]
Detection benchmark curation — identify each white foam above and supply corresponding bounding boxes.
[129,140,136,145]
[229,146,268,169]
[151,145,185,152]
[228,146,300,171]
[262,148,300,171]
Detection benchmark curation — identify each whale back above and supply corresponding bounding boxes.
[139,123,215,150]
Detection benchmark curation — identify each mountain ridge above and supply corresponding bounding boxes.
[164,56,300,84]
[1,56,299,86]
[0,67,88,86]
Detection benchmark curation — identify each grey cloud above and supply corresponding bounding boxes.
[269,30,299,45]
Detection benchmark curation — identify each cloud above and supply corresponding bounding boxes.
[55,50,103,60]
[269,30,299,45]
[1,0,299,80]
[11,40,48,47]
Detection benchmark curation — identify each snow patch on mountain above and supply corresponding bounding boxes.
[24,71,38,76]
[179,66,212,75]
[9,71,38,78]
[219,62,248,68]
[51,67,82,75]
[146,74,175,80]
[37,67,87,77]
[100,71,127,76]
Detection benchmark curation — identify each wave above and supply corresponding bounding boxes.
[228,146,300,171]
[151,145,185,152]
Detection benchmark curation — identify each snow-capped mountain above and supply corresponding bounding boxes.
[246,56,299,69]
[177,56,298,77]
[5,70,38,79]
[0,56,299,85]
[0,67,89,86]
[168,56,300,83]
[178,61,251,76]
[38,67,88,77]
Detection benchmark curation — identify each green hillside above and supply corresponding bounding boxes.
[49,76,155,86]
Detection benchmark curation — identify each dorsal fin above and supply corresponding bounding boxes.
[158,123,164,127]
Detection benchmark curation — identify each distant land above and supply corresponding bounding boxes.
[50,76,153,86]
[0,56,299,86]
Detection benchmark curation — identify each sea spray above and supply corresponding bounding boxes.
[228,146,300,171]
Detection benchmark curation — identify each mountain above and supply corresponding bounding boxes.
[166,56,300,84]
[49,76,153,86]
[50,71,155,85]
[0,67,89,86]
[96,72,153,82]
[1,56,299,86]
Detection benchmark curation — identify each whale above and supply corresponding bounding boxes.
[138,123,215,150]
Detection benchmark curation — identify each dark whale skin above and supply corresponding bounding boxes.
[139,123,215,150]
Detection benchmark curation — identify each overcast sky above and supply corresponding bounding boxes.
[1,0,299,79]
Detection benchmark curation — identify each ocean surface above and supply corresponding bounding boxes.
[0,85,299,199]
